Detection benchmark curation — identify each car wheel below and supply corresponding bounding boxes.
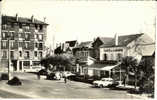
[99,84,103,88]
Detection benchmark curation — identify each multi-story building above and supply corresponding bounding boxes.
[0,14,48,72]
[99,33,155,62]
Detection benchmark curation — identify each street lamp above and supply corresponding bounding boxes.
[7,35,11,80]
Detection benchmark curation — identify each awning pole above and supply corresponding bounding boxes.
[120,65,122,85]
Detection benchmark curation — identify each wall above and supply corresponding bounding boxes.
[99,46,125,61]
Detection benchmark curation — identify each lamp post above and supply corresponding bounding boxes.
[7,36,11,80]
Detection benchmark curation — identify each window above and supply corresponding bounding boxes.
[35,24,38,29]
[2,25,7,30]
[35,43,38,48]
[19,23,22,28]
[25,51,30,58]
[19,33,22,38]
[39,43,43,50]
[23,61,30,66]
[2,41,7,48]
[25,33,29,40]
[39,52,42,58]
[19,51,22,57]
[39,25,43,30]
[110,54,113,60]
[2,51,7,58]
[34,51,37,57]
[2,33,6,38]
[11,23,14,28]
[10,32,14,40]
[104,53,107,61]
[10,51,14,58]
[10,41,14,48]
[19,42,23,47]
[34,34,37,39]
[38,34,43,40]
[25,42,29,48]
[117,53,122,61]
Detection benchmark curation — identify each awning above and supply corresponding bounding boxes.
[100,62,121,71]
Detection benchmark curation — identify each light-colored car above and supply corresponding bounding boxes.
[93,78,114,88]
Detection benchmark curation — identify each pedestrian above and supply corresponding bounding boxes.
[37,72,40,80]
[64,76,67,83]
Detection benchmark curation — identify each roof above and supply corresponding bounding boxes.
[98,37,113,44]
[65,40,77,47]
[139,43,155,56]
[100,34,143,48]
[77,41,93,48]
[2,15,48,25]
[86,62,121,71]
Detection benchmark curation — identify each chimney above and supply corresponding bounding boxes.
[16,13,18,21]
[31,15,34,23]
[44,17,46,23]
[115,33,118,46]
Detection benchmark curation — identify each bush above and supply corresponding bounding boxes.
[1,73,9,80]
[7,77,22,86]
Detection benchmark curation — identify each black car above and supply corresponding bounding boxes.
[38,69,48,76]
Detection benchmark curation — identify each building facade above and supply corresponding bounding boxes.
[99,33,155,62]
[0,14,48,72]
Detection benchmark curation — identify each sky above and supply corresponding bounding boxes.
[1,0,156,48]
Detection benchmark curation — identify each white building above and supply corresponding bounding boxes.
[99,33,155,62]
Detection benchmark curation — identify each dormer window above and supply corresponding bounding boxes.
[39,25,43,30]
[19,23,22,28]
[35,24,38,30]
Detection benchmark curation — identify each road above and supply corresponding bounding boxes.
[0,72,141,99]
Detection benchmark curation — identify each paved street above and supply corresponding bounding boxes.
[0,72,141,99]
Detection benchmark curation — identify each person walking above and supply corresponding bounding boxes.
[64,76,67,83]
[37,72,40,80]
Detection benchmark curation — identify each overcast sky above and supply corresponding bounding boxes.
[1,0,156,48]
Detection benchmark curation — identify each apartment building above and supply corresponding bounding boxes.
[0,14,48,72]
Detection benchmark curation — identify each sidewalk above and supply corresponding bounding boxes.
[117,84,153,99]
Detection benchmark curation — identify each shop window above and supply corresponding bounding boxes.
[23,61,30,66]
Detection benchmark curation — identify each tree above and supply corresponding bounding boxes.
[121,56,139,89]
[40,53,75,72]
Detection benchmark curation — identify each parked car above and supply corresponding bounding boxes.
[47,72,61,80]
[93,78,118,88]
[38,69,48,76]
